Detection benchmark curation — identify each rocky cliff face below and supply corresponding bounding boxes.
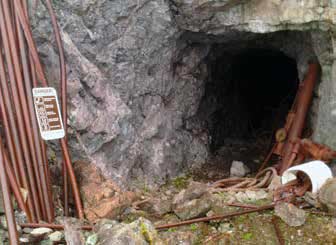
[31,0,336,186]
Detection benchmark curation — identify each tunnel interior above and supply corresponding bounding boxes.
[189,33,312,178]
[209,48,299,151]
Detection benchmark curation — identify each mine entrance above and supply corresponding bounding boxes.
[198,46,300,178]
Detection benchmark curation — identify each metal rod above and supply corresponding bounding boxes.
[0,2,37,222]
[272,216,285,245]
[156,204,275,230]
[14,0,84,218]
[279,63,319,174]
[44,0,69,217]
[1,0,42,220]
[0,141,19,244]
[60,140,84,219]
[0,54,21,186]
[20,223,93,231]
[3,146,31,220]
[15,9,50,222]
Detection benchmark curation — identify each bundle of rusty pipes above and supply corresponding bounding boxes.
[0,0,83,243]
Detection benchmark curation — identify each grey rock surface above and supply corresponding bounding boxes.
[30,0,336,186]
[318,178,336,214]
[230,161,250,177]
[275,202,307,227]
[173,193,212,220]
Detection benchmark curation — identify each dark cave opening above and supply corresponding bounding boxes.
[209,48,299,152]
[191,45,303,178]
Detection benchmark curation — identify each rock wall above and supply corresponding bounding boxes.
[31,0,336,186]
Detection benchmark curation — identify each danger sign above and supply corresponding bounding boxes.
[32,87,65,140]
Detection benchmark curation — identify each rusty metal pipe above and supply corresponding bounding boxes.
[156,204,275,230]
[44,0,69,216]
[20,223,93,231]
[0,54,21,186]
[14,0,84,219]
[23,0,55,221]
[0,12,37,222]
[12,0,48,85]
[0,142,19,244]
[15,12,50,222]
[3,148,31,220]
[1,0,42,220]
[279,63,320,174]
[60,140,84,219]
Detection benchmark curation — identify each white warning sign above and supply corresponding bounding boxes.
[32,87,65,140]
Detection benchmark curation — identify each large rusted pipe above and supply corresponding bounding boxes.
[279,63,320,174]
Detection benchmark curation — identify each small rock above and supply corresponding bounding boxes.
[218,223,233,233]
[275,202,306,227]
[19,237,30,243]
[23,227,33,234]
[172,181,208,206]
[138,197,172,216]
[230,161,250,177]
[48,231,63,242]
[234,192,248,203]
[245,190,268,201]
[318,178,336,214]
[86,233,98,245]
[30,227,53,237]
[173,193,212,220]
[96,217,163,245]
[303,192,319,208]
